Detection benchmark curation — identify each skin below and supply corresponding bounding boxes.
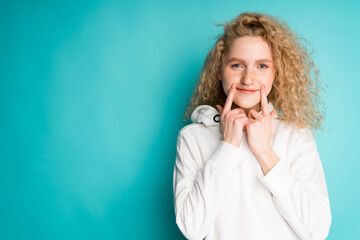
[216,36,280,175]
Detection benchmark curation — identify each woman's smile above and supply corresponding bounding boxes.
[237,88,259,94]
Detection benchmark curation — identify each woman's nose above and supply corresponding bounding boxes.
[241,69,255,85]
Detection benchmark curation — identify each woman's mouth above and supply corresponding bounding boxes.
[237,88,259,94]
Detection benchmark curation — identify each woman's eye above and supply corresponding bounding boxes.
[231,64,242,69]
[259,64,268,69]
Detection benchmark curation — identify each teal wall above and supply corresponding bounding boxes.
[1,0,359,239]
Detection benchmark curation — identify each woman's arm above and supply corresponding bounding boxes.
[257,128,332,240]
[173,131,249,240]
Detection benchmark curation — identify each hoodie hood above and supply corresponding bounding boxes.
[191,102,277,127]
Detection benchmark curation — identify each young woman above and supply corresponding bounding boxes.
[173,12,331,240]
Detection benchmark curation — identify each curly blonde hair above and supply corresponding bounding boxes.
[184,12,327,134]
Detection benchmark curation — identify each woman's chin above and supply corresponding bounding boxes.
[234,101,259,110]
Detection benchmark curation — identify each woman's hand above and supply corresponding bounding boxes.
[245,85,276,158]
[216,83,247,148]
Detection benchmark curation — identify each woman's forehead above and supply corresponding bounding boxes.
[229,36,272,54]
[224,37,273,63]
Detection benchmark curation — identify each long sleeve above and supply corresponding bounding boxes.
[257,128,332,240]
[173,132,249,240]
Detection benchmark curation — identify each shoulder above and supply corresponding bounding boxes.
[276,120,314,141]
[272,120,316,159]
[177,122,220,143]
[275,120,317,160]
[178,123,203,136]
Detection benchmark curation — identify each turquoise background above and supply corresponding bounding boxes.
[1,0,359,239]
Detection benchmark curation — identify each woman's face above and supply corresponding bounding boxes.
[219,36,275,113]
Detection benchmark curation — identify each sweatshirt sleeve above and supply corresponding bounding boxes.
[173,131,249,240]
[257,128,332,240]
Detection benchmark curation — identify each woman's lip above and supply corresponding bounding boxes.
[237,88,259,94]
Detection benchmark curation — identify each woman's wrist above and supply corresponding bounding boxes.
[255,148,280,175]
[223,138,241,148]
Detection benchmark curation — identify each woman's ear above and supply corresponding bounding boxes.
[218,72,222,81]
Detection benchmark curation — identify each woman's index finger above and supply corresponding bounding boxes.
[261,85,269,115]
[223,84,235,113]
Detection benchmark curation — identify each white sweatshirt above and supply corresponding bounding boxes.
[173,102,331,240]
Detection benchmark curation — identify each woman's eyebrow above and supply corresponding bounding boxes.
[227,58,273,64]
